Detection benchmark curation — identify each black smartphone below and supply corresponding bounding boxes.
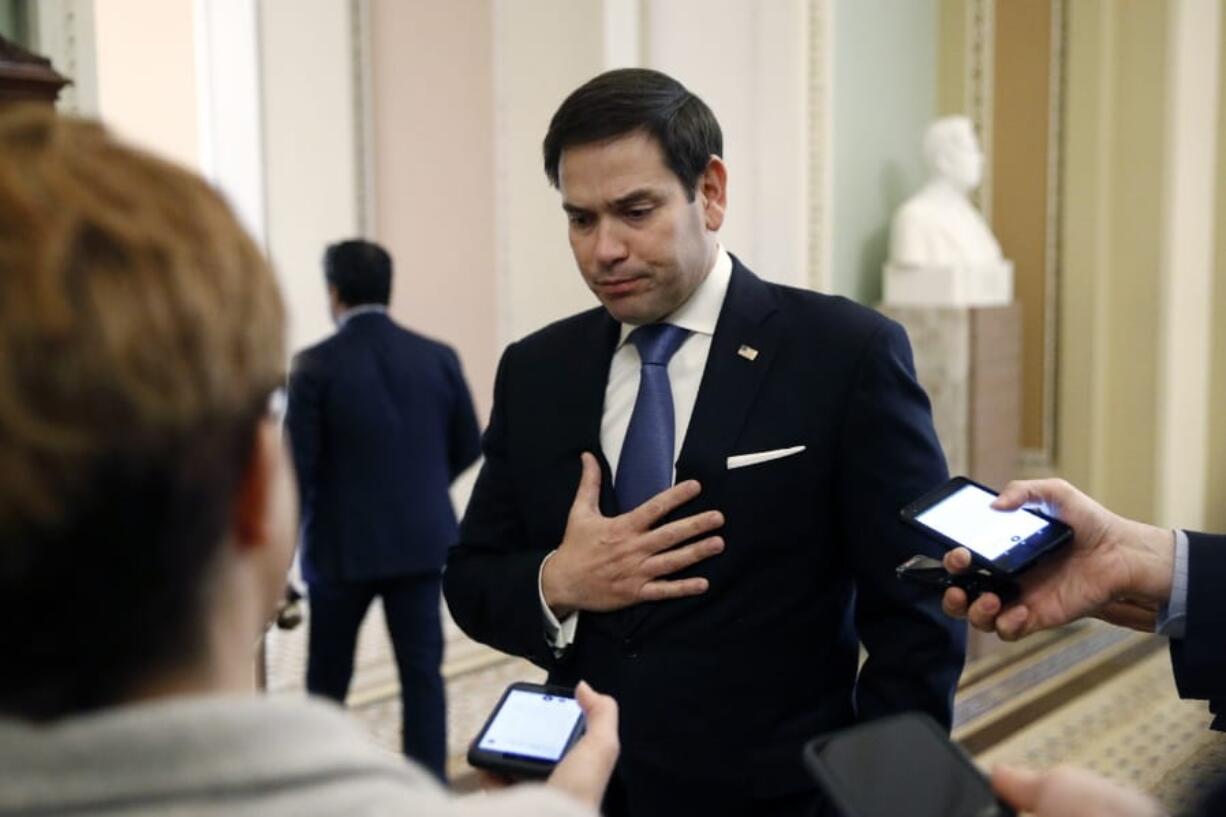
[467,682,585,779]
[900,475,1073,576]
[804,712,1014,817]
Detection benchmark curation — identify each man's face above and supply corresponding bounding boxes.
[936,122,984,192]
[559,131,723,325]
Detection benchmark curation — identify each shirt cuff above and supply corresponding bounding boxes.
[538,550,579,652]
[1155,529,1188,639]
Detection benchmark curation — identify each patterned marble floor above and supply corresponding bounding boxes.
[267,604,1226,807]
[263,598,542,784]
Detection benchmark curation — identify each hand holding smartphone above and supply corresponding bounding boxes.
[468,682,587,780]
[900,476,1073,576]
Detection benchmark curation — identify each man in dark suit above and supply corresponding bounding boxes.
[286,240,481,781]
[942,477,1226,816]
[443,68,965,817]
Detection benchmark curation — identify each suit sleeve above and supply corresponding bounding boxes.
[835,320,967,729]
[443,343,561,670]
[285,353,324,519]
[444,347,482,480]
[1170,531,1226,729]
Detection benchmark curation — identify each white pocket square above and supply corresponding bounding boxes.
[726,445,807,470]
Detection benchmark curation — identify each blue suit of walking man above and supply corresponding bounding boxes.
[286,240,481,781]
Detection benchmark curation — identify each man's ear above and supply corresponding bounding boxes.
[327,284,344,317]
[698,156,727,232]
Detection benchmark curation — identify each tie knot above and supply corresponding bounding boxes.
[629,323,690,366]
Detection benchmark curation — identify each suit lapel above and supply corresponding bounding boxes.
[675,258,782,482]
[554,309,622,513]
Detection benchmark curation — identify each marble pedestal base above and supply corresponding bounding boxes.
[880,302,1022,491]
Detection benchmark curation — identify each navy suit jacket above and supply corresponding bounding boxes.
[1171,531,1226,730]
[445,259,966,798]
[287,312,481,584]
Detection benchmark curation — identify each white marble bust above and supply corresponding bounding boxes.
[884,116,1012,306]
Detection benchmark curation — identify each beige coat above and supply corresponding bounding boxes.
[0,695,594,817]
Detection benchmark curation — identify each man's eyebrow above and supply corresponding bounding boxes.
[562,189,663,213]
[611,189,662,208]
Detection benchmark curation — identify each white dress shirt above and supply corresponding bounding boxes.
[336,303,388,327]
[540,247,734,649]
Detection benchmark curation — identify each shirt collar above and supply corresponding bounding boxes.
[337,303,388,328]
[617,245,732,346]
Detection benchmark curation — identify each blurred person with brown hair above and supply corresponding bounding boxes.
[0,106,615,817]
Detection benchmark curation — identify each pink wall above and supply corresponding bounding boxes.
[370,0,497,424]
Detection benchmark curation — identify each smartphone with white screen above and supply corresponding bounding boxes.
[899,476,1073,575]
[467,682,585,779]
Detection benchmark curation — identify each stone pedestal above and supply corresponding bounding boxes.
[880,303,1022,491]
[883,260,1014,307]
[883,303,1022,662]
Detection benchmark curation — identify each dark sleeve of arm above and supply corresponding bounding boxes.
[445,347,483,480]
[284,354,324,517]
[443,344,560,670]
[838,320,967,729]
[1170,531,1226,728]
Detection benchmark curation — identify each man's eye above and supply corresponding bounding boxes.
[567,213,592,228]
[625,207,653,221]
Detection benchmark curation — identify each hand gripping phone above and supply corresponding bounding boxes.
[899,476,1073,578]
[467,682,586,779]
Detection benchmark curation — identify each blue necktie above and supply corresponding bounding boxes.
[615,323,692,513]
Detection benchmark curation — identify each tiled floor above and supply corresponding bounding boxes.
[263,598,542,782]
[268,604,1226,808]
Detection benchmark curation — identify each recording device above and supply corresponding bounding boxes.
[895,554,1020,605]
[899,476,1073,576]
[467,682,586,779]
[804,712,1015,817]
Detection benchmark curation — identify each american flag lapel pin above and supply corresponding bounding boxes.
[737,344,759,361]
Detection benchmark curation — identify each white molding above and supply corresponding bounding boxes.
[194,0,267,247]
[1155,0,1220,528]
[351,0,376,238]
[602,0,641,68]
[29,0,97,115]
[1026,0,1065,468]
[965,0,994,222]
[807,0,833,292]
[492,0,513,348]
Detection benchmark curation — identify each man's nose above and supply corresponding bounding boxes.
[594,220,629,266]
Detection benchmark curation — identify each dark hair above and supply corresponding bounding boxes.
[324,240,392,307]
[542,68,722,201]
[0,106,285,720]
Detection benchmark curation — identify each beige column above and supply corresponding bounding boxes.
[368,0,498,421]
[1059,0,1224,527]
[1208,8,1226,533]
[493,0,608,344]
[260,0,363,354]
[644,0,811,289]
[92,0,200,171]
[1156,0,1222,529]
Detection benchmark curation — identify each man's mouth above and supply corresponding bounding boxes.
[595,275,647,297]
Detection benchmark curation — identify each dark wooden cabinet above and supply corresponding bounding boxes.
[0,34,69,106]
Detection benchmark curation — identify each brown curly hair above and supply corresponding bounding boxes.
[0,106,286,719]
